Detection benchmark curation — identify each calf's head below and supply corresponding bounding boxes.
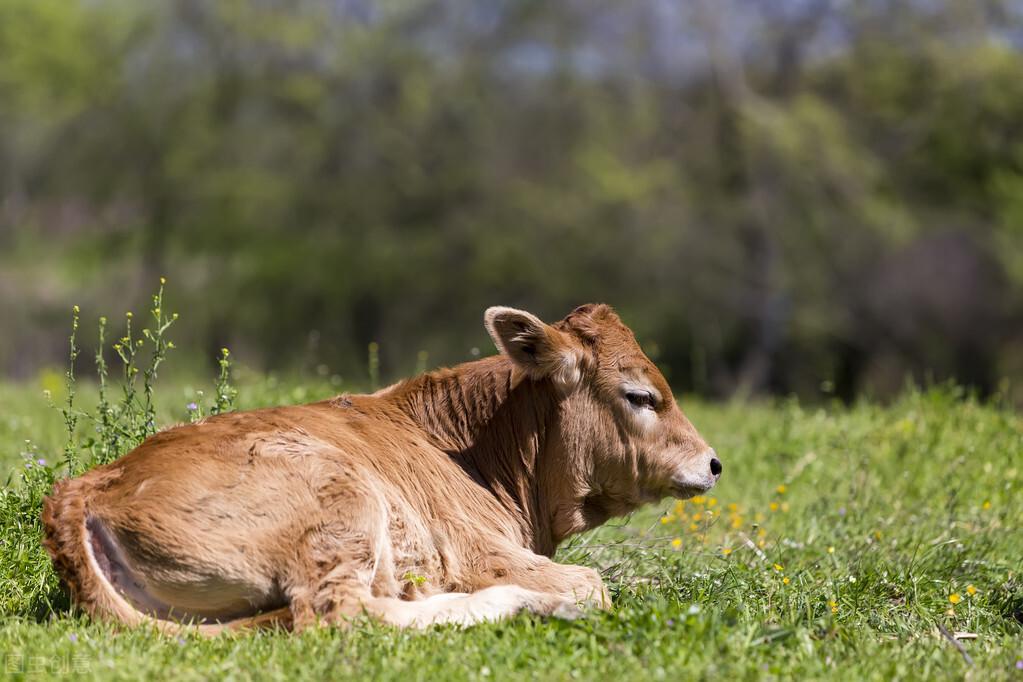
[485,304,720,510]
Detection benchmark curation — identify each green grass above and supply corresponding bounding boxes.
[1,376,1021,680]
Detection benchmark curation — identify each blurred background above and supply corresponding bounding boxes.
[1,0,1021,403]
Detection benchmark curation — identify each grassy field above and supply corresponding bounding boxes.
[1,374,1021,680]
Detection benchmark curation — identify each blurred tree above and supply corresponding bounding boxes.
[0,0,1020,402]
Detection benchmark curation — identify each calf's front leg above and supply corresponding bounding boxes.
[471,547,612,609]
[287,524,586,629]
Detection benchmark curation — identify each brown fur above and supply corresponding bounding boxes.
[42,304,719,633]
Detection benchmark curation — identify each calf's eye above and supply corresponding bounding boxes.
[625,390,655,409]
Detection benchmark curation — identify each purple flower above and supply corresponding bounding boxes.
[1016,660,1023,670]
[665,619,675,627]
[37,458,46,466]
[186,402,198,411]
[838,507,847,517]
[68,633,78,643]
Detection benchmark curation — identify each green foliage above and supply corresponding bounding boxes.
[0,282,236,618]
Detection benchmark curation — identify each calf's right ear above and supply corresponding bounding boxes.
[484,306,582,391]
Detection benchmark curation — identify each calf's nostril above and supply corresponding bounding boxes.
[709,457,722,477]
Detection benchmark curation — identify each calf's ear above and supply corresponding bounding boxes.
[484,306,581,391]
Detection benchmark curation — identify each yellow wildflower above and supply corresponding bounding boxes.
[827,546,835,554]
[721,548,732,556]
[731,516,743,529]
[982,500,991,510]
[692,512,703,521]
[782,577,790,585]
[780,502,790,513]
[660,515,673,525]
[773,563,783,572]
[829,600,838,613]
[692,496,706,505]
[948,593,961,604]
[776,484,787,495]
[708,498,717,507]
[966,585,977,597]
[769,502,779,512]
[671,537,682,551]
[689,523,698,532]
[727,503,739,512]
[758,539,766,548]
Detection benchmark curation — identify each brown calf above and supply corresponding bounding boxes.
[42,304,719,633]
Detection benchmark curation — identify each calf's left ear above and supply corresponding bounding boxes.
[484,306,582,392]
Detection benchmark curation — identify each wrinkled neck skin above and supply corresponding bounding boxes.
[392,355,624,557]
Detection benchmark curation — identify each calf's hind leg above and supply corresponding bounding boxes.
[284,520,396,630]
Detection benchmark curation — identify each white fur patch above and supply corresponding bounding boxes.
[632,405,659,432]
[551,350,582,394]
[374,586,575,628]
